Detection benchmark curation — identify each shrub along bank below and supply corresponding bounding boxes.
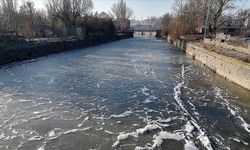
[0,33,133,66]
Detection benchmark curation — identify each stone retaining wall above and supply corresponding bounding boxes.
[186,43,250,90]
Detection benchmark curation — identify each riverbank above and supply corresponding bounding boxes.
[0,34,132,66]
[186,43,250,90]
[166,35,250,90]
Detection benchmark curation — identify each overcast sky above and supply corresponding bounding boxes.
[17,0,250,20]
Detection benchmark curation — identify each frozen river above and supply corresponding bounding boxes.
[0,38,250,150]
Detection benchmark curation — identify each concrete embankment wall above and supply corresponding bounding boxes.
[0,34,132,66]
[186,43,250,90]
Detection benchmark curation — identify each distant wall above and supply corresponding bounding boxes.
[0,34,132,66]
[186,43,250,90]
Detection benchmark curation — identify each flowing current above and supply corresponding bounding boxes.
[0,38,250,150]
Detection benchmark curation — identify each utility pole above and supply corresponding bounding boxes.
[204,0,211,40]
[180,0,183,16]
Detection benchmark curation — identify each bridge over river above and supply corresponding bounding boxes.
[0,38,250,150]
[130,25,161,37]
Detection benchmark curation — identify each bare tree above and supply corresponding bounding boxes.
[19,1,36,40]
[99,12,111,19]
[161,13,172,37]
[209,0,239,34]
[111,0,134,32]
[47,0,93,27]
[111,0,133,19]
[0,0,18,33]
[238,9,250,27]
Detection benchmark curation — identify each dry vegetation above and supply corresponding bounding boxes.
[200,42,250,63]
[161,0,244,41]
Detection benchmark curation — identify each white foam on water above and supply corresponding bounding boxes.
[33,111,41,115]
[112,132,138,147]
[37,146,45,150]
[78,116,89,127]
[64,127,91,134]
[184,121,194,134]
[130,95,137,99]
[152,131,184,149]
[18,99,32,102]
[184,140,198,150]
[48,131,56,137]
[112,123,161,148]
[110,110,133,118]
[142,86,150,96]
[102,98,109,102]
[135,146,147,150]
[0,81,4,85]
[0,133,5,139]
[46,127,91,141]
[104,130,115,134]
[117,121,122,124]
[242,140,249,146]
[214,87,250,134]
[136,124,161,134]
[27,136,43,141]
[95,125,103,131]
[230,137,249,146]
[143,98,152,104]
[173,65,213,150]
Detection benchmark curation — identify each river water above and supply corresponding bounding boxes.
[0,38,250,150]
